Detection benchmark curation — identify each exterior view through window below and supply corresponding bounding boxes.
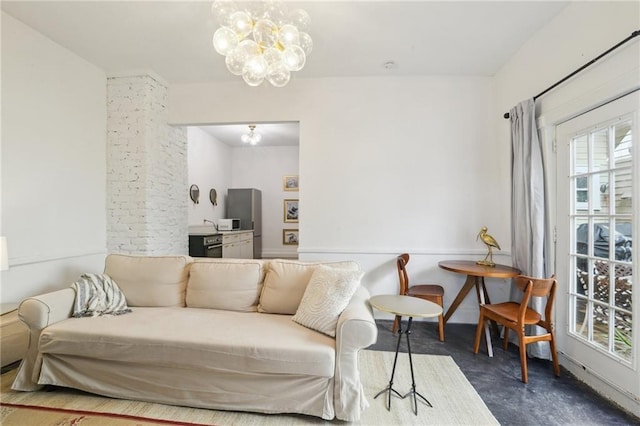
[569,117,633,362]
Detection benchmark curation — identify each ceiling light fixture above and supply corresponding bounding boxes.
[241,124,262,145]
[211,0,313,87]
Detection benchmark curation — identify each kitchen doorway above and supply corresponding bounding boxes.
[187,121,300,259]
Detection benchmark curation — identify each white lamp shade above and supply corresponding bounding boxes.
[0,237,8,271]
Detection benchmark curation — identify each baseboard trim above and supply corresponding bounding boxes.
[559,352,640,418]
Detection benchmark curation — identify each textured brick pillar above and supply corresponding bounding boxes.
[106,75,188,255]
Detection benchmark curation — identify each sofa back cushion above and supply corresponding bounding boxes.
[104,254,192,307]
[258,260,360,314]
[186,259,265,312]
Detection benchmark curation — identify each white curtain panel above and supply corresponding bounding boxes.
[509,98,551,360]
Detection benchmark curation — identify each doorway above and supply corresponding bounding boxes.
[187,122,300,259]
[555,91,638,401]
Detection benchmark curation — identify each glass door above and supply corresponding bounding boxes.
[556,92,638,398]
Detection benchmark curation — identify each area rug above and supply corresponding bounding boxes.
[0,350,498,425]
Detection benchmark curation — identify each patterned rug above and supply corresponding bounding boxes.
[0,402,211,425]
[0,350,498,425]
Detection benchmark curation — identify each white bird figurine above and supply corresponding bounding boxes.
[476,226,500,267]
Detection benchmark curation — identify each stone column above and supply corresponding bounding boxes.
[106,75,187,255]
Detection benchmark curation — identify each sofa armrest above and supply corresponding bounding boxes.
[333,286,377,421]
[12,288,75,391]
[18,288,76,330]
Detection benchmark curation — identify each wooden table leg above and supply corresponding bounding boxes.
[481,278,500,337]
[443,275,476,324]
[476,278,494,357]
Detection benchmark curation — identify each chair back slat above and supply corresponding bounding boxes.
[513,274,557,323]
[397,253,410,295]
[514,275,556,297]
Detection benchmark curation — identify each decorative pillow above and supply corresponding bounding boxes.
[258,260,360,314]
[186,259,265,312]
[292,265,364,337]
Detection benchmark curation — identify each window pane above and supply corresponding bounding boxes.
[573,296,588,339]
[614,219,633,261]
[593,220,610,260]
[593,172,608,214]
[592,128,610,171]
[573,134,588,171]
[614,312,632,362]
[574,174,588,211]
[614,121,632,169]
[592,265,610,304]
[592,302,610,349]
[575,256,589,294]
[575,218,589,255]
[613,169,633,214]
[614,272,632,312]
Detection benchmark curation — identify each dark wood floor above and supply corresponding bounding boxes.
[370,320,639,425]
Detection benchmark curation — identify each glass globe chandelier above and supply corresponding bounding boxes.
[211,0,313,87]
[241,124,262,145]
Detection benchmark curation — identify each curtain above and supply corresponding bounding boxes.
[510,98,551,359]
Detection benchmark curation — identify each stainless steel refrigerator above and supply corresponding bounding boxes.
[226,188,262,259]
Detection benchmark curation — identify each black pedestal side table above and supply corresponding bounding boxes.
[369,294,443,415]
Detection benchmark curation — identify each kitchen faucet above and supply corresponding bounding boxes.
[203,219,218,231]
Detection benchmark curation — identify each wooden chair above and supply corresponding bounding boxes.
[392,253,445,342]
[473,274,560,383]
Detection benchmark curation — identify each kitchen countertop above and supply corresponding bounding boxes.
[188,226,253,236]
[188,226,218,236]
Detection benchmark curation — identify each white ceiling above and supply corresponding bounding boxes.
[1,0,569,146]
[200,122,300,147]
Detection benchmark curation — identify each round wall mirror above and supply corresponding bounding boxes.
[209,188,218,206]
[189,184,200,204]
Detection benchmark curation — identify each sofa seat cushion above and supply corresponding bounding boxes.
[38,307,335,377]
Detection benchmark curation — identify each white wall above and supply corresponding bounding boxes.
[1,12,107,303]
[493,2,639,135]
[170,75,506,323]
[187,127,232,225]
[231,145,299,258]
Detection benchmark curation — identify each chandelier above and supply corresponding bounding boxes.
[241,124,262,145]
[211,1,313,87]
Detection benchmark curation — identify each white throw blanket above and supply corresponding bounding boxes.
[71,273,131,317]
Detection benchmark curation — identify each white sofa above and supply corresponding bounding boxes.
[12,255,378,421]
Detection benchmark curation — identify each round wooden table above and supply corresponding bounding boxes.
[369,295,442,415]
[438,260,521,357]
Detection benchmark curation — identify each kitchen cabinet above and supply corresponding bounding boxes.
[222,231,254,259]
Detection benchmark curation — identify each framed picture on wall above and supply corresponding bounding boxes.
[283,175,299,191]
[283,229,299,245]
[284,199,299,223]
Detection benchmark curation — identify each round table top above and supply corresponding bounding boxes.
[369,295,443,318]
[438,260,521,278]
